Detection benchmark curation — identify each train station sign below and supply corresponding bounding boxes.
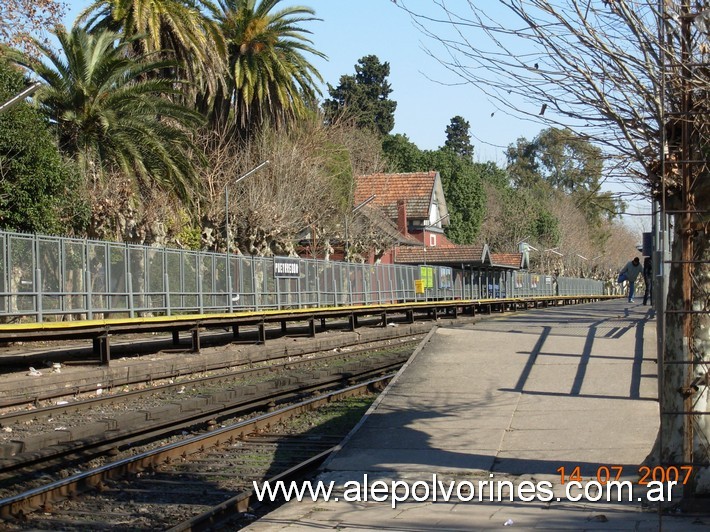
[274,257,300,278]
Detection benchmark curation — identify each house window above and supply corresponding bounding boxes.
[430,234,437,247]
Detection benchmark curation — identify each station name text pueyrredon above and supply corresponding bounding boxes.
[274,261,299,275]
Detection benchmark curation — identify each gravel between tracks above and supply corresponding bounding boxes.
[0,340,412,445]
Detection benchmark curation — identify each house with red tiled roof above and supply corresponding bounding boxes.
[354,171,450,259]
[352,170,529,298]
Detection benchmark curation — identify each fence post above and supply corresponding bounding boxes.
[374,265,380,304]
[227,253,233,313]
[252,255,259,311]
[316,263,321,308]
[127,275,135,318]
[197,256,204,314]
[297,266,302,309]
[348,264,353,305]
[276,260,282,310]
[35,267,43,322]
[58,237,66,316]
[165,271,171,316]
[2,234,8,315]
[85,265,92,321]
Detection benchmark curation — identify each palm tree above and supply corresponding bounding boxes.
[213,0,325,136]
[78,0,226,103]
[3,26,204,203]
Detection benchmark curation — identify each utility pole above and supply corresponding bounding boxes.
[225,160,270,311]
[659,0,710,507]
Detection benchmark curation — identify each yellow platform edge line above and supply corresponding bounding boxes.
[0,295,621,332]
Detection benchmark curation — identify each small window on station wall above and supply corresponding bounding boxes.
[430,234,437,247]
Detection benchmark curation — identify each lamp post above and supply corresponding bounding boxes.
[542,247,563,275]
[225,160,270,311]
[344,194,376,262]
[0,82,41,115]
[421,214,449,299]
[424,214,449,244]
[519,242,540,272]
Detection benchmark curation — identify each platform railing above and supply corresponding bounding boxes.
[0,230,606,322]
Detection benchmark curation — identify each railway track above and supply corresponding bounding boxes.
[0,342,410,479]
[0,324,428,409]
[0,377,390,530]
[0,337,420,421]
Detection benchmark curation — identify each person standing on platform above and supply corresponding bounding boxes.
[619,257,643,303]
[642,256,652,306]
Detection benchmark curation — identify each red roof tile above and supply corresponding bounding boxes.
[491,252,524,269]
[435,233,457,248]
[395,245,490,266]
[355,172,437,220]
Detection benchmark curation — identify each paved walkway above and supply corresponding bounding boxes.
[246,300,708,531]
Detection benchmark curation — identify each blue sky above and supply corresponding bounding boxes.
[61,0,543,163]
[59,0,650,226]
[302,0,545,163]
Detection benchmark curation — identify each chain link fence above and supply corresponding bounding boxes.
[0,231,605,322]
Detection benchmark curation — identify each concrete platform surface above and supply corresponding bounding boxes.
[245,300,708,531]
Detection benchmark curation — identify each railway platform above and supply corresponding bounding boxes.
[245,300,707,531]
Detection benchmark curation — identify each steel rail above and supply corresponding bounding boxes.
[168,447,334,531]
[0,337,420,415]
[0,357,405,477]
[0,375,391,520]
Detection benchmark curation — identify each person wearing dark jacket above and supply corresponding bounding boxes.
[619,257,643,303]
[642,257,652,305]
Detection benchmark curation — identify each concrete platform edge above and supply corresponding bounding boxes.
[320,326,440,471]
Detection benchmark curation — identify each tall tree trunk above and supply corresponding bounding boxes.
[652,214,710,496]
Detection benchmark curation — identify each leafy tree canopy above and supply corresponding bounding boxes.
[476,160,509,189]
[0,61,88,234]
[505,136,541,190]
[324,55,397,136]
[212,0,325,137]
[382,133,425,171]
[444,115,473,161]
[4,26,205,204]
[506,128,625,224]
[80,0,226,102]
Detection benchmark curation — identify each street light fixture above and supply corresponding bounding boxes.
[344,194,376,261]
[225,160,270,311]
[0,82,41,115]
[418,214,451,300]
[422,214,450,265]
[426,213,449,230]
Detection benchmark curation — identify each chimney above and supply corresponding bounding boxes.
[397,199,408,237]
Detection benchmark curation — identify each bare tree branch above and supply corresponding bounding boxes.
[0,0,65,56]
[396,0,710,497]
[395,0,710,201]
